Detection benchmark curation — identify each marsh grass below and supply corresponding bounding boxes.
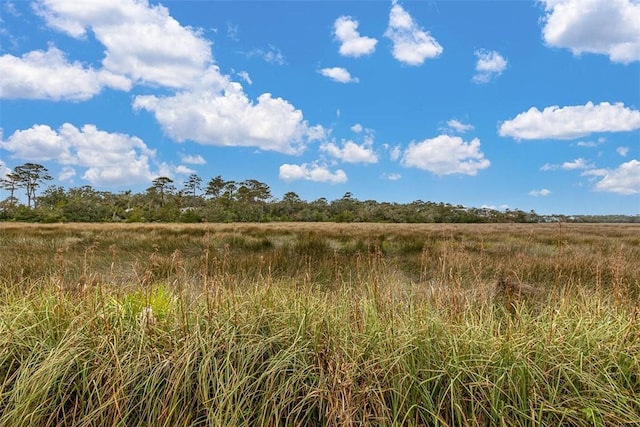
[0,223,638,426]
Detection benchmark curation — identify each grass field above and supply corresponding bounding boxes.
[0,222,638,426]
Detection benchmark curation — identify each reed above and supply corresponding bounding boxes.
[0,223,638,426]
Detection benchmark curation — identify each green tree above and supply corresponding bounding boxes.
[13,163,53,208]
[0,172,20,206]
[150,176,174,207]
[183,173,202,198]
[205,175,226,199]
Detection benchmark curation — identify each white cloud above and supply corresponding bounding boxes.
[333,16,378,57]
[318,67,359,83]
[351,123,363,133]
[384,0,443,65]
[402,135,490,176]
[320,138,378,164]
[585,159,640,194]
[236,70,252,85]
[564,158,595,170]
[133,81,324,155]
[246,45,286,65]
[279,163,347,184]
[59,166,76,182]
[1,123,158,186]
[540,0,640,64]
[0,160,10,179]
[445,119,474,133]
[35,0,213,89]
[386,144,402,161]
[179,153,206,165]
[0,46,131,101]
[382,172,402,181]
[175,165,196,175]
[499,102,640,140]
[617,146,630,156]
[529,188,551,197]
[472,49,507,83]
[541,157,595,171]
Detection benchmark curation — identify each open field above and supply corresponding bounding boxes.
[0,222,639,426]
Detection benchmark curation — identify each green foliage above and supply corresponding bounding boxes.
[8,169,635,224]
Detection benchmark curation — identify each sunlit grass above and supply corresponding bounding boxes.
[0,223,638,426]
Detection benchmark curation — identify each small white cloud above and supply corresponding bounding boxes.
[320,138,378,164]
[563,158,595,170]
[384,1,443,65]
[279,163,347,184]
[247,45,286,65]
[318,67,359,83]
[227,21,239,41]
[499,102,640,140]
[237,71,252,85]
[617,146,630,156]
[382,172,402,181]
[387,144,402,161]
[585,159,640,194]
[472,49,507,83]
[175,165,196,175]
[445,119,474,133]
[334,16,378,57]
[179,154,206,165]
[351,123,363,133]
[402,135,490,176]
[540,0,640,64]
[529,188,551,197]
[541,157,594,171]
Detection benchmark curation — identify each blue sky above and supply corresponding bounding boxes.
[1,0,639,215]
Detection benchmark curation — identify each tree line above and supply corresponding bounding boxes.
[1,163,636,223]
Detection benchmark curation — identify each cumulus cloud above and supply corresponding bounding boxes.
[320,138,378,164]
[472,49,507,83]
[529,189,551,197]
[401,135,490,176]
[351,123,363,133]
[384,0,443,65]
[499,102,640,140]
[584,159,640,194]
[333,16,378,57]
[279,163,347,184]
[35,0,213,88]
[540,0,640,64]
[133,81,324,155]
[0,123,158,186]
[318,67,359,83]
[0,46,131,101]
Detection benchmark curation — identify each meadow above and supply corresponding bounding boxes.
[0,222,638,426]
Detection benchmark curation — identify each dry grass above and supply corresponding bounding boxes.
[0,222,638,426]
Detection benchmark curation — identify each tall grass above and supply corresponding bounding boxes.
[0,223,638,426]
